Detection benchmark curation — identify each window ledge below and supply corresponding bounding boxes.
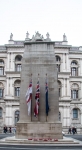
[72,118,78,120]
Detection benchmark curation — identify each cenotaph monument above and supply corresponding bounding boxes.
[16,31,62,139]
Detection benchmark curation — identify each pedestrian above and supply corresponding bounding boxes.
[72,127,75,135]
[68,127,71,134]
[3,126,7,133]
[75,127,77,134]
[9,127,11,133]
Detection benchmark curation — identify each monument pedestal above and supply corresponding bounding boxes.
[16,32,62,139]
[16,121,62,139]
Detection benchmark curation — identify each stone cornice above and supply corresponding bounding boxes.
[24,41,55,45]
[54,45,71,48]
[69,51,82,54]
[5,71,21,74]
[5,44,24,48]
[70,76,82,79]
[59,99,71,102]
[58,72,70,75]
[4,98,20,101]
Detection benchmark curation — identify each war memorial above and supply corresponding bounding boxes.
[16,31,62,139]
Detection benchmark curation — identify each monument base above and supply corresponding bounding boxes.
[16,121,62,139]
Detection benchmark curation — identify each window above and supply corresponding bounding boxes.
[0,83,4,98]
[0,60,4,64]
[73,108,78,119]
[71,90,78,99]
[71,61,78,76]
[15,55,22,72]
[71,67,77,76]
[15,55,22,61]
[0,67,4,75]
[0,108,2,118]
[56,55,61,72]
[14,80,21,97]
[15,110,20,125]
[15,87,20,97]
[56,56,61,62]
[0,89,3,98]
[15,64,21,72]
[58,80,61,97]
[71,83,79,100]
[57,64,60,72]
[71,61,77,65]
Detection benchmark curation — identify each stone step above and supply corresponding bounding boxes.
[0,139,79,145]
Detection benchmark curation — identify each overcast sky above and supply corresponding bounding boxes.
[0,0,82,46]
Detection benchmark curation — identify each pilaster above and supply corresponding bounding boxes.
[63,54,65,71]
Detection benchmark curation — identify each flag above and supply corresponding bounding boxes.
[45,80,49,116]
[25,80,32,115]
[34,81,40,117]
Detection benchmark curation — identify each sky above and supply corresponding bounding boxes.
[0,0,82,46]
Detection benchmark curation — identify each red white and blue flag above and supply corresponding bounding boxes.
[45,80,49,116]
[25,80,32,115]
[34,81,40,117]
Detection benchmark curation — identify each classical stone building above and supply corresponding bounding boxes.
[0,32,82,133]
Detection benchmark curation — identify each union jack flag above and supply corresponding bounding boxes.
[34,81,40,117]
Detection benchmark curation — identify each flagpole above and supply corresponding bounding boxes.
[38,74,39,122]
[31,74,32,122]
[46,74,47,122]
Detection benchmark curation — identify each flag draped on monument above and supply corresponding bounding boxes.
[34,81,40,117]
[45,80,49,116]
[25,80,32,115]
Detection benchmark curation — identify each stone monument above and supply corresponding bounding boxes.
[16,32,62,139]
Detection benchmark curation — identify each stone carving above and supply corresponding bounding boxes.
[46,32,50,39]
[26,31,29,39]
[46,32,51,41]
[32,31,44,41]
[63,33,67,41]
[25,31,30,41]
[10,33,13,40]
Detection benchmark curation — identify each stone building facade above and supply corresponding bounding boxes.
[0,32,82,133]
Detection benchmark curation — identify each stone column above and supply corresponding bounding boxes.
[63,53,65,71]
[66,53,70,72]
[66,106,70,127]
[62,83,64,97]
[10,53,13,71]
[6,77,9,95]
[63,106,66,126]
[80,59,82,76]
[7,53,10,71]
[63,78,65,96]
[67,79,70,96]
[79,82,82,100]
[81,112,82,125]
[10,77,13,96]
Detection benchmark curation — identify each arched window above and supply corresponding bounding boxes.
[0,82,4,98]
[59,112,61,121]
[14,80,21,97]
[71,60,78,76]
[73,108,78,119]
[58,80,61,97]
[0,59,4,75]
[0,107,2,118]
[71,83,79,100]
[56,55,61,72]
[15,110,20,125]
[15,55,22,72]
